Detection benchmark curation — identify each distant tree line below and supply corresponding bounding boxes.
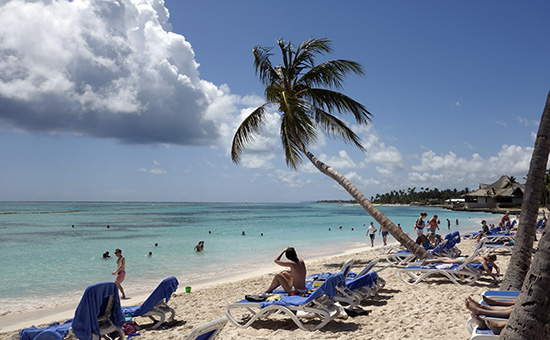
[370,187,470,204]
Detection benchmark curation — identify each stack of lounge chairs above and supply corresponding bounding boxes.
[305,258,385,308]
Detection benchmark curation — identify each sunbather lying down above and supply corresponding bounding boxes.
[421,254,501,282]
[465,296,514,335]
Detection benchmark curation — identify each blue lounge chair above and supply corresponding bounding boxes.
[385,232,460,266]
[306,259,381,308]
[466,291,518,335]
[12,282,125,340]
[397,248,490,285]
[184,317,227,340]
[225,273,344,331]
[121,276,179,330]
[346,270,385,303]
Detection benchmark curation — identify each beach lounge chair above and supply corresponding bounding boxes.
[121,276,179,330]
[466,291,518,334]
[384,232,460,266]
[184,317,227,340]
[306,259,382,308]
[11,282,125,340]
[397,249,489,285]
[225,273,344,331]
[346,270,385,303]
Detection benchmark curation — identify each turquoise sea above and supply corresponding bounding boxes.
[0,202,500,316]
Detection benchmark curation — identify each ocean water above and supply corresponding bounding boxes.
[0,202,499,316]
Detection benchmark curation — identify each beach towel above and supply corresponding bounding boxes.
[71,282,125,340]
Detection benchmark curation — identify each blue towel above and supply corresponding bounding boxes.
[259,273,344,308]
[71,282,125,340]
[19,319,72,340]
[346,271,376,291]
[122,276,179,317]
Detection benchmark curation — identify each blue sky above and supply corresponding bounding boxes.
[0,0,548,202]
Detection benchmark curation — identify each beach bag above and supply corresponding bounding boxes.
[122,321,137,335]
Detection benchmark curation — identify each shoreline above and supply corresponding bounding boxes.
[1,237,516,339]
[0,243,379,333]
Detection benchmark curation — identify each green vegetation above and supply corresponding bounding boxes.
[370,187,470,205]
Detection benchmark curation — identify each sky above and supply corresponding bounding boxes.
[0,0,548,202]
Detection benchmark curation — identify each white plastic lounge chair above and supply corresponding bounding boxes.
[384,232,461,266]
[470,326,500,339]
[346,270,385,303]
[397,249,488,285]
[184,317,227,340]
[11,282,125,340]
[371,244,405,256]
[225,273,344,331]
[466,291,518,334]
[384,249,418,266]
[468,291,517,339]
[478,239,514,254]
[307,259,381,308]
[121,276,179,330]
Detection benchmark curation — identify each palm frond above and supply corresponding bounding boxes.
[231,104,269,163]
[299,59,363,89]
[253,46,279,86]
[293,37,332,69]
[310,106,365,151]
[280,106,317,169]
[303,88,371,125]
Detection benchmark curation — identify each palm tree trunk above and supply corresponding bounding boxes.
[501,90,550,291]
[300,146,430,259]
[499,227,550,339]
[500,90,550,339]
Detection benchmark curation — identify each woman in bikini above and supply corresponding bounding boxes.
[112,248,126,299]
[262,247,307,296]
[415,212,428,235]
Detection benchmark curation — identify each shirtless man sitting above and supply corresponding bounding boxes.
[262,247,307,296]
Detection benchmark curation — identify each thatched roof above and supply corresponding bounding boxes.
[463,175,525,198]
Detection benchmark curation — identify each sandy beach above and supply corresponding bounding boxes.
[1,235,516,340]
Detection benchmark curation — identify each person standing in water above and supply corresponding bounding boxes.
[112,248,126,299]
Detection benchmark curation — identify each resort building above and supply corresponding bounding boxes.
[461,175,525,211]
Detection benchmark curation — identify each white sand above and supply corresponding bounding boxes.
[0,237,515,340]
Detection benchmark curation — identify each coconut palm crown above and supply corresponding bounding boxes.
[232,37,430,259]
[231,37,371,169]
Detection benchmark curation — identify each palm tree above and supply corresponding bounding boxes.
[231,37,429,258]
[500,90,550,339]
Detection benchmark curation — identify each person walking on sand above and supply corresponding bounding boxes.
[262,247,306,296]
[112,248,126,299]
[367,222,377,247]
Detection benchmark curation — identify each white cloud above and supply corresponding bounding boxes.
[139,160,166,174]
[407,144,533,189]
[0,0,250,146]
[270,170,311,188]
